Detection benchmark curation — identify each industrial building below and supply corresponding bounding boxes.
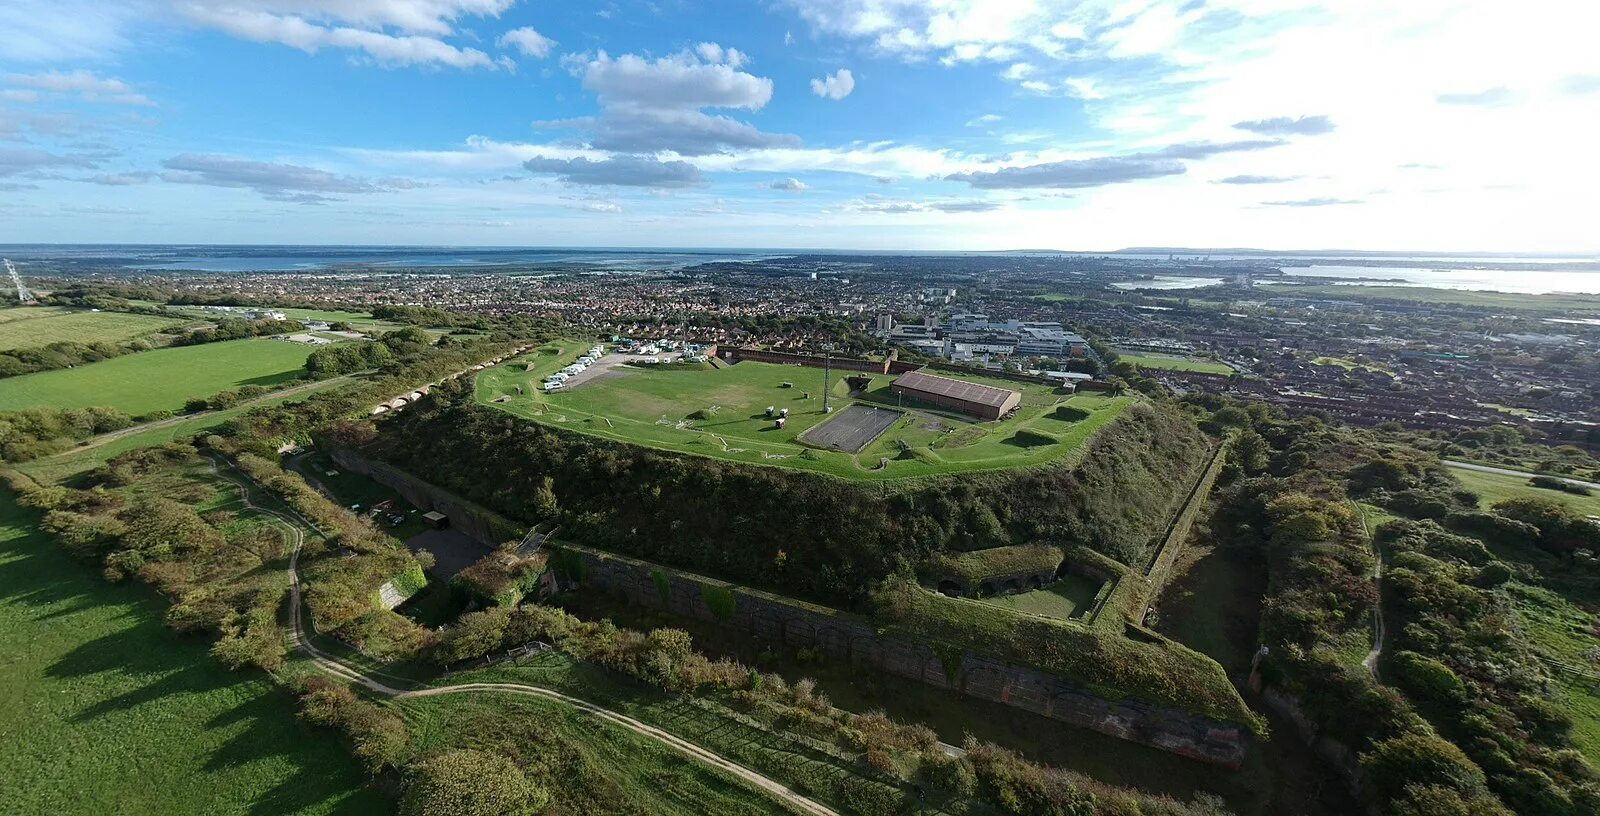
[890,369,1022,420]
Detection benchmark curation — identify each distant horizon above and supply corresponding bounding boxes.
[2,242,1597,261]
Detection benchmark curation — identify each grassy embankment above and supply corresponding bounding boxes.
[0,337,317,415]
[477,341,1132,479]
[0,307,187,351]
[0,488,385,815]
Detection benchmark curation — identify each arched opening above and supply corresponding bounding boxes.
[1002,578,1022,594]
[1029,575,1044,590]
[937,579,963,597]
[978,580,997,597]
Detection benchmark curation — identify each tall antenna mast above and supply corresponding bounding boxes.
[822,343,834,413]
[3,259,36,305]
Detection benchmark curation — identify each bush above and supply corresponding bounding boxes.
[833,776,907,816]
[400,749,548,816]
[1361,733,1487,805]
[1391,651,1468,707]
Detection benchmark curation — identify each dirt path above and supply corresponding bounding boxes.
[67,374,357,454]
[206,455,838,816]
[1358,506,1386,683]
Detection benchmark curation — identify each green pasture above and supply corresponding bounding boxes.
[0,489,386,816]
[0,338,317,415]
[0,307,184,351]
[1256,282,1600,313]
[1448,465,1600,517]
[477,344,1133,479]
[1115,351,1233,375]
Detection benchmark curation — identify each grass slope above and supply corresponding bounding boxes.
[399,692,800,816]
[0,338,315,415]
[1449,465,1600,517]
[0,489,386,816]
[478,344,1132,479]
[0,308,184,351]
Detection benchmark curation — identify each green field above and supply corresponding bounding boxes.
[0,338,317,415]
[978,573,1103,619]
[0,489,386,815]
[477,340,1133,479]
[1115,351,1233,375]
[1257,282,1600,313]
[13,377,356,485]
[0,307,184,351]
[1448,465,1600,517]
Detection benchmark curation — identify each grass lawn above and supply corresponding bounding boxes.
[478,343,1133,479]
[1115,351,1233,375]
[978,574,1103,619]
[0,338,316,415]
[0,307,184,351]
[398,691,803,816]
[0,489,387,816]
[1448,465,1600,517]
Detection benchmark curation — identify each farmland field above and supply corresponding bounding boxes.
[0,307,185,351]
[1115,351,1233,375]
[477,339,1132,479]
[0,489,386,815]
[0,338,317,415]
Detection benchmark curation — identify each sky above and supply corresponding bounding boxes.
[0,0,1597,252]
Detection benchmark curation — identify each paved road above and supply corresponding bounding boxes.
[208,455,839,816]
[1444,460,1600,492]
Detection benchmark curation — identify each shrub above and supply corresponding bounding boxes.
[833,776,907,816]
[1361,733,1487,805]
[1392,651,1468,707]
[400,749,549,816]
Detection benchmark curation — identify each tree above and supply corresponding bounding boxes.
[1233,430,1270,475]
[400,749,548,816]
[1361,733,1488,806]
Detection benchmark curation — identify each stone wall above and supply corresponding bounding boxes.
[330,447,521,546]
[335,447,1248,768]
[559,542,1248,768]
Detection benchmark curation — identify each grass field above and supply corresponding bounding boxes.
[0,307,184,351]
[1256,282,1600,313]
[0,489,387,815]
[1448,465,1600,517]
[0,338,317,415]
[13,377,356,485]
[977,573,1102,619]
[477,340,1133,479]
[1115,351,1233,375]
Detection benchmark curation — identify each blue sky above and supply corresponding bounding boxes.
[1,1,1597,251]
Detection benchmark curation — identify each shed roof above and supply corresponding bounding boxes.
[892,370,1020,409]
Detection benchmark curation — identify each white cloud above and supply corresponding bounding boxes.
[0,90,40,103]
[5,69,154,106]
[768,177,808,191]
[809,68,855,100]
[551,47,796,155]
[159,153,414,202]
[174,1,514,70]
[498,26,555,59]
[965,114,1001,126]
